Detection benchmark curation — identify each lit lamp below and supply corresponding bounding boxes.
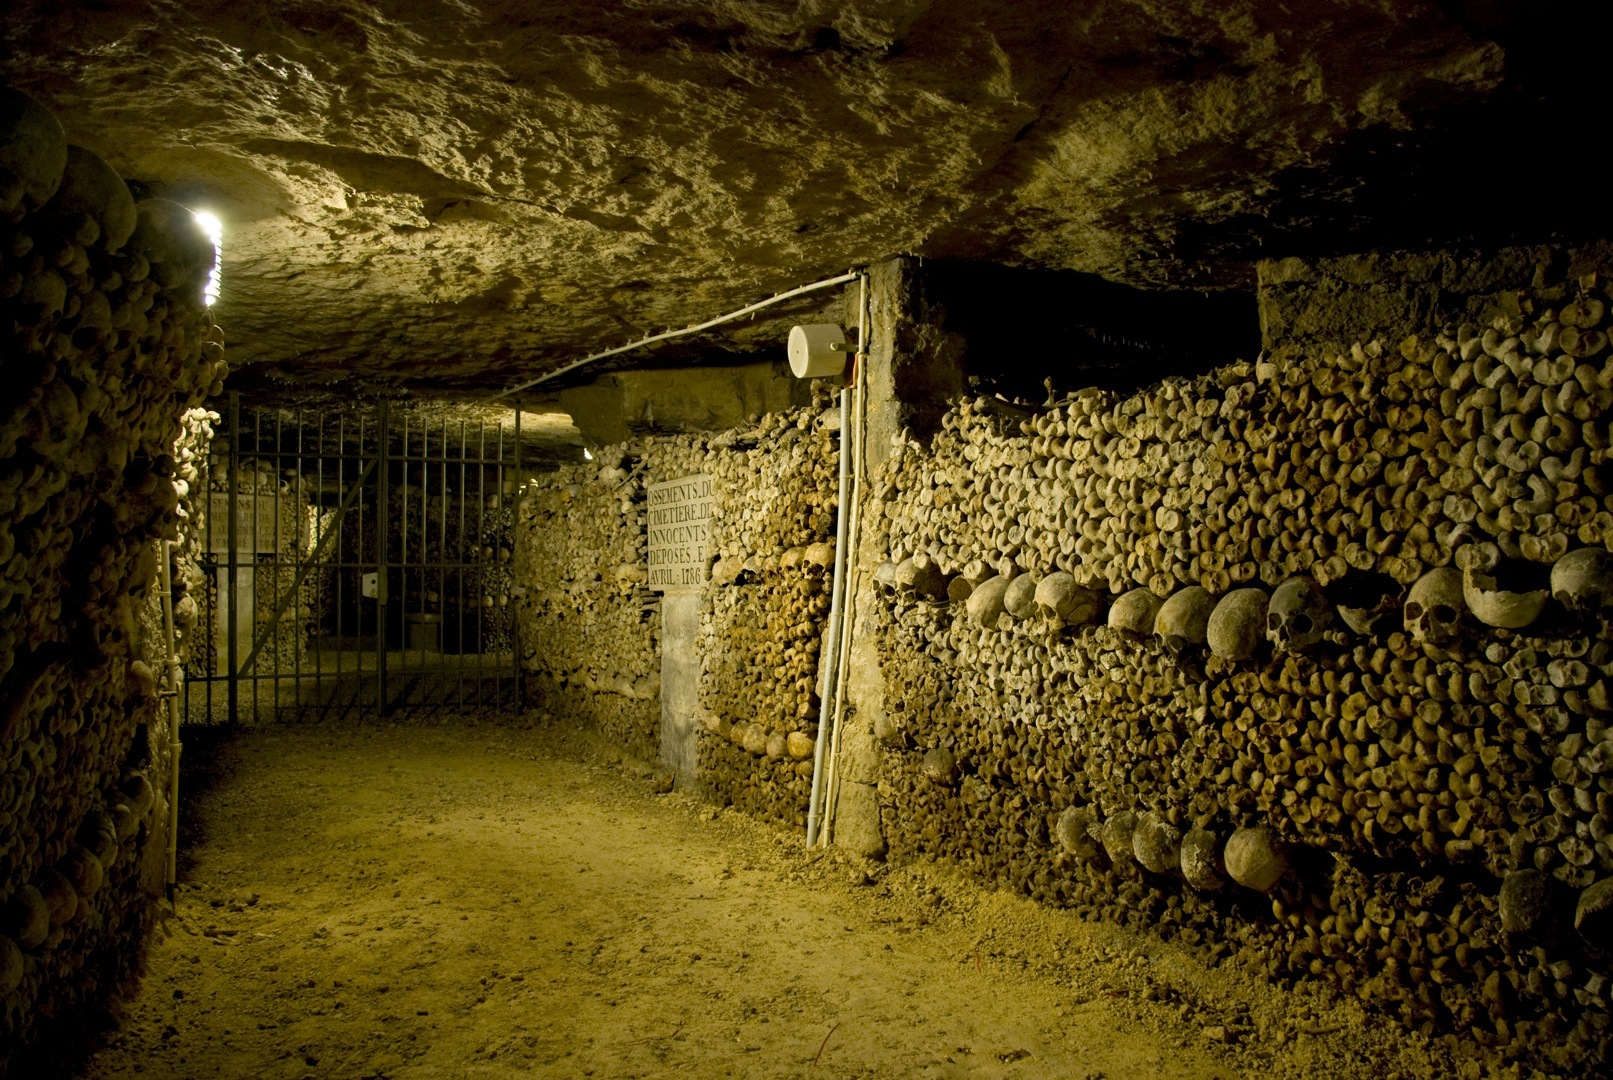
[193,210,224,306]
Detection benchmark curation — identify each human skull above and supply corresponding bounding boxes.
[1099,810,1138,864]
[0,86,68,216]
[1002,573,1038,620]
[132,198,216,292]
[1108,588,1163,637]
[1462,560,1548,630]
[892,557,919,601]
[1332,571,1404,636]
[1154,586,1212,657]
[48,145,137,251]
[1179,828,1224,891]
[1499,868,1558,935]
[1034,571,1100,630]
[1223,826,1288,893]
[1266,577,1329,653]
[1205,587,1268,661]
[946,576,975,605]
[872,560,901,600]
[895,555,947,601]
[1577,877,1613,949]
[1054,805,1102,860]
[1404,567,1469,645]
[1552,548,1613,619]
[803,542,835,569]
[1131,812,1181,874]
[966,576,1009,627]
[921,747,958,785]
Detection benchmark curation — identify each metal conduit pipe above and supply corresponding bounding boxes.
[820,271,870,846]
[805,381,852,847]
[806,271,868,847]
[158,539,184,900]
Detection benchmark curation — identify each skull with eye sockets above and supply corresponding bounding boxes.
[1266,577,1329,653]
[1404,567,1468,645]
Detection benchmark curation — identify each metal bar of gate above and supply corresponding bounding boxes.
[337,412,347,710]
[236,455,378,681]
[252,408,262,722]
[439,418,448,706]
[357,411,367,715]
[513,407,521,708]
[304,407,317,709]
[399,412,410,712]
[293,409,302,719]
[474,422,480,709]
[227,392,240,726]
[421,421,430,701]
[376,401,390,715]
[457,421,467,707]
[273,409,283,721]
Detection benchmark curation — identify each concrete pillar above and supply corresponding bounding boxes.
[659,591,703,788]
[831,257,966,858]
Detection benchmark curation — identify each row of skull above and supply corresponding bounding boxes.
[874,546,1613,655]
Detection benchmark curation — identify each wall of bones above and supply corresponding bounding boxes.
[865,250,1613,1072]
[0,89,221,1068]
[515,394,839,820]
[516,250,1613,1072]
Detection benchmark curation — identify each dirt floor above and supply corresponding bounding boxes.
[69,716,1511,1080]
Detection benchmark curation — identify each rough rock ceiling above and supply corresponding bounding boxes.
[1,1,1603,402]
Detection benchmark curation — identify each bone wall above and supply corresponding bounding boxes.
[515,394,840,819]
[865,249,1613,1073]
[516,453,662,762]
[1,89,222,1071]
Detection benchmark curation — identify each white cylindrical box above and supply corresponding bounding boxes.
[788,323,847,379]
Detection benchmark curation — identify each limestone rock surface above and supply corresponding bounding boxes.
[0,1,1585,397]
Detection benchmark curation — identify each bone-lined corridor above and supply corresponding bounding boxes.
[5,3,1613,1077]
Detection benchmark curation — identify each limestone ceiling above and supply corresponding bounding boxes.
[1,1,1601,402]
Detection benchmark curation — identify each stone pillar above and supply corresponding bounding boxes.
[659,590,702,788]
[831,257,966,858]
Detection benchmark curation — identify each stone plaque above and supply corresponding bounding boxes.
[647,473,715,591]
[207,493,284,554]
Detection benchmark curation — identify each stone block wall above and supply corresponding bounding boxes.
[862,249,1613,1072]
[1,89,222,1071]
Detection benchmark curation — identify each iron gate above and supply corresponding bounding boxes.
[183,394,525,723]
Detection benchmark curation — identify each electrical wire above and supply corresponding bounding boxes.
[485,269,862,401]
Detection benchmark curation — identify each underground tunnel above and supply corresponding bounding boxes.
[4,2,1613,1076]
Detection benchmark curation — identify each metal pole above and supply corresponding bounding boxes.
[272,409,283,721]
[457,421,467,707]
[292,409,303,717]
[477,421,487,708]
[160,539,183,901]
[805,386,851,847]
[400,412,411,712]
[312,411,323,711]
[439,418,449,706]
[512,407,522,709]
[251,407,262,722]
[376,401,391,715]
[338,412,347,713]
[226,391,239,726]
